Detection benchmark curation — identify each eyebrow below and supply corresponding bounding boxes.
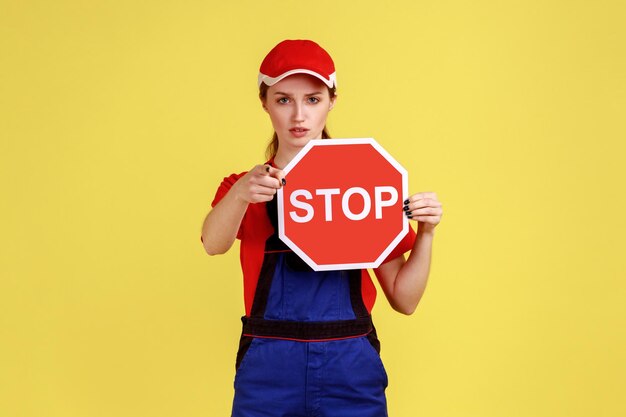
[273,91,324,96]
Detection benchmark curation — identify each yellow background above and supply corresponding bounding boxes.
[1,0,625,416]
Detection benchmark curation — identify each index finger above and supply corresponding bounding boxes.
[259,164,287,185]
[406,192,437,202]
[260,164,286,186]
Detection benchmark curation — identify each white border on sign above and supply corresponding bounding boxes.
[277,138,409,271]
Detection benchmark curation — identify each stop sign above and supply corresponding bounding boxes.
[277,138,408,271]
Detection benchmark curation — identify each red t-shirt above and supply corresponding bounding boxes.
[203,171,417,316]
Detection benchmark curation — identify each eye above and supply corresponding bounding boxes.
[307,96,320,104]
[277,97,290,104]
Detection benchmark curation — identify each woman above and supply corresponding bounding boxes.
[201,39,443,417]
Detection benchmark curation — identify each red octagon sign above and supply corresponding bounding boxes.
[277,138,408,271]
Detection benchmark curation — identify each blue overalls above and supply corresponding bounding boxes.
[231,199,389,417]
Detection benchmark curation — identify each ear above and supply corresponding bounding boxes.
[329,94,337,111]
[260,97,269,113]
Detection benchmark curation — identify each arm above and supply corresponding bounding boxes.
[373,192,443,315]
[201,165,284,255]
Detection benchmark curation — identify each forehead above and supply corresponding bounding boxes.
[268,73,327,94]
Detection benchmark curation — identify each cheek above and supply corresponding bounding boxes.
[267,108,286,127]
[315,108,330,125]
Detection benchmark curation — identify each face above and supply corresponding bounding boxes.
[262,73,336,152]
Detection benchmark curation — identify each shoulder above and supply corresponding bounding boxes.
[219,171,248,186]
[211,171,248,208]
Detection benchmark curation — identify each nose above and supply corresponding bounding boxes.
[292,102,305,123]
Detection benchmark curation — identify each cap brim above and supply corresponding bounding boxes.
[258,69,336,89]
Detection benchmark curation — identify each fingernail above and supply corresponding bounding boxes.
[404,199,409,205]
[403,205,409,211]
[281,178,286,186]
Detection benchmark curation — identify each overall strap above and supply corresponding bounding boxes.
[243,197,375,340]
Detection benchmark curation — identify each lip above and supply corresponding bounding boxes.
[289,127,309,138]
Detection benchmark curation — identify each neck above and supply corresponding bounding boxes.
[273,147,299,170]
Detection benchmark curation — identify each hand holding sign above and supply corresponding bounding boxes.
[404,192,443,232]
[277,138,409,271]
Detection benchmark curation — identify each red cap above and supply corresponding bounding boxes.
[258,39,336,89]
